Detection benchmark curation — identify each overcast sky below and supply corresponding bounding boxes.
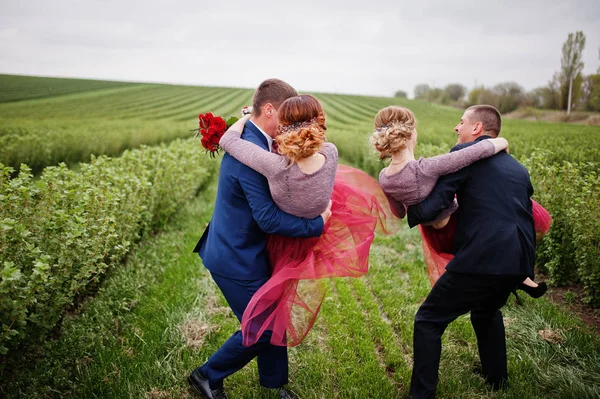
[1,0,599,97]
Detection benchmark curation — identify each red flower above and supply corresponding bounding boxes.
[195,111,242,156]
[199,112,215,129]
[211,117,227,132]
[207,126,218,136]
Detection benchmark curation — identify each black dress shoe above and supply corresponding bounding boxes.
[188,368,229,399]
[487,378,509,391]
[518,281,548,298]
[279,387,300,399]
[210,388,228,399]
[473,365,508,391]
[473,363,485,377]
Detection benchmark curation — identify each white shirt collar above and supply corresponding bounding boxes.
[249,120,273,152]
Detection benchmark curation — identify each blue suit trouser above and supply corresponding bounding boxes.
[200,272,288,389]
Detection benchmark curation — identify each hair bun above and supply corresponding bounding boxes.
[276,95,327,162]
[370,106,416,159]
[276,121,326,162]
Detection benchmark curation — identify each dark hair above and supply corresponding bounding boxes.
[252,78,297,117]
[466,105,502,136]
[275,95,327,162]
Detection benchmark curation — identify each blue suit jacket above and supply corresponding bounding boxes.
[193,120,324,280]
[407,136,535,278]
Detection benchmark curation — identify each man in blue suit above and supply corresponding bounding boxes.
[406,105,535,398]
[189,79,331,399]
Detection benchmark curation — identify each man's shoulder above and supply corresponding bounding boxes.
[241,126,268,149]
[497,151,531,176]
[450,142,471,152]
[221,152,248,173]
[220,149,266,183]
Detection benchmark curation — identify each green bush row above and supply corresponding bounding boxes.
[0,118,192,174]
[524,152,600,306]
[0,138,216,357]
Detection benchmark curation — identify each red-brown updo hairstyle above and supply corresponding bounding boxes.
[275,95,327,163]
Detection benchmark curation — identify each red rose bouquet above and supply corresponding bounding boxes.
[193,107,252,157]
[193,112,239,157]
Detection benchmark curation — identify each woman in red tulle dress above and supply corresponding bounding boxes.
[371,106,551,293]
[219,95,395,347]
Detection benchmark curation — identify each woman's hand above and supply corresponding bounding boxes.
[490,137,509,154]
[320,200,332,224]
[431,215,450,229]
[227,114,251,133]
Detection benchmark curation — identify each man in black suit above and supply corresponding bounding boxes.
[407,105,536,398]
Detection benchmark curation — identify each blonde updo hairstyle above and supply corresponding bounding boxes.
[370,106,417,160]
[275,95,327,163]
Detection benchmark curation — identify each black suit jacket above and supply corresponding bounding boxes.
[407,136,535,278]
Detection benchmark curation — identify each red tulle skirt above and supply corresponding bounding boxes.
[241,165,396,347]
[419,199,553,286]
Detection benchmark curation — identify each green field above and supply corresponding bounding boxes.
[1,74,599,398]
[2,75,598,174]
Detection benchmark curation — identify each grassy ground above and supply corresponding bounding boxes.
[2,175,599,398]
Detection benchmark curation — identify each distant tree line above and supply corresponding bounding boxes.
[402,31,600,114]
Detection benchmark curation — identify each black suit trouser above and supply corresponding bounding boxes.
[409,271,522,399]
